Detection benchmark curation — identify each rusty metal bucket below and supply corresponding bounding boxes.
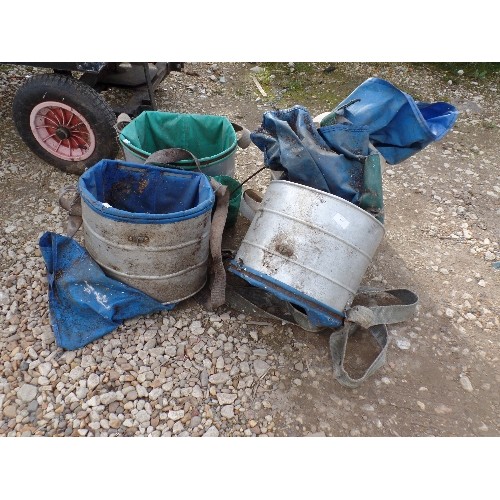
[78,160,215,304]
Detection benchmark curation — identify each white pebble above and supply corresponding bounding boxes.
[396,338,411,350]
[0,291,9,305]
[445,308,455,318]
[76,387,88,399]
[253,359,270,378]
[460,374,474,392]
[135,410,150,424]
[100,392,118,405]
[38,362,52,377]
[149,388,163,401]
[217,393,237,405]
[69,367,84,381]
[192,385,203,398]
[173,421,184,434]
[87,395,100,407]
[87,373,100,391]
[18,384,37,403]
[202,426,219,437]
[434,404,452,414]
[221,405,235,418]
[165,346,177,357]
[168,410,184,421]
[209,373,230,384]
[484,251,495,261]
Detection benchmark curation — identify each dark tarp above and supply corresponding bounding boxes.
[250,105,368,204]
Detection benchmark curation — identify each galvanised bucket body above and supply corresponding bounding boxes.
[79,160,215,304]
[230,180,385,320]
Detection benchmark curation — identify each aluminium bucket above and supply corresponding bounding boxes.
[228,180,385,327]
[78,160,215,304]
[119,111,239,177]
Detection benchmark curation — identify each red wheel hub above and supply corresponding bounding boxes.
[30,101,96,161]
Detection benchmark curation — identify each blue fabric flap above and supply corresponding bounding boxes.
[39,232,173,350]
[320,77,459,165]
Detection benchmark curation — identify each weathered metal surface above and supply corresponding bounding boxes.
[234,180,385,313]
[81,202,211,304]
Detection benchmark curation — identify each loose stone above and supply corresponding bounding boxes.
[253,359,270,378]
[209,373,230,384]
[168,410,185,421]
[217,393,237,405]
[221,405,235,419]
[18,384,37,403]
[202,426,219,437]
[460,375,474,392]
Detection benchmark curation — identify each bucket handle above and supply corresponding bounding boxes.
[58,185,83,238]
[115,113,132,133]
[231,122,251,149]
[144,148,204,175]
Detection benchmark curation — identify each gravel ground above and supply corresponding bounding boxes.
[0,62,499,440]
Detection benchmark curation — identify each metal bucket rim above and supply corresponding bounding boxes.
[119,138,238,167]
[119,112,238,164]
[79,160,215,224]
[228,260,345,328]
[268,180,385,231]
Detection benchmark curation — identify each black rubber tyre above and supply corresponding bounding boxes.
[12,73,119,175]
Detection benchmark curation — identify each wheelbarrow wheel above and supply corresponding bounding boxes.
[12,73,119,175]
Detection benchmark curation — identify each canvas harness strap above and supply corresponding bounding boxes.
[225,282,418,388]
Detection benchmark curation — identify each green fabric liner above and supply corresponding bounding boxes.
[119,111,237,165]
